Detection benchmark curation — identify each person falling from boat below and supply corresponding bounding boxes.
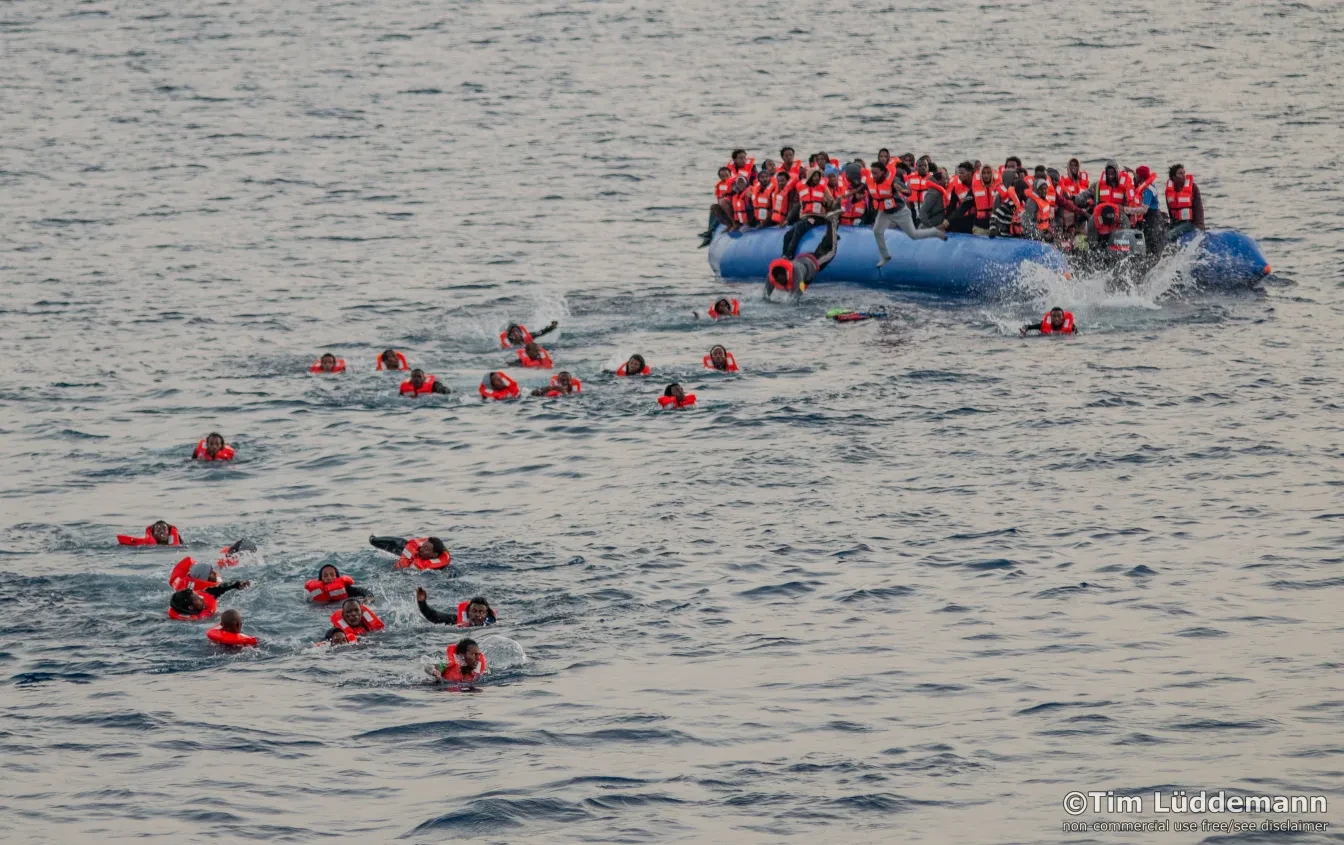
[1020,307,1079,336]
[765,211,841,303]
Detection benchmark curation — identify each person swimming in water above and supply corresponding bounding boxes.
[306,564,373,604]
[377,349,410,371]
[416,587,497,627]
[324,598,385,643]
[704,345,738,372]
[658,383,696,409]
[429,637,486,683]
[168,578,251,621]
[514,341,553,369]
[369,535,451,569]
[401,368,450,395]
[611,354,650,377]
[311,353,345,374]
[479,371,521,400]
[765,211,841,303]
[1020,306,1079,336]
[119,520,181,546]
[501,320,559,349]
[193,432,234,461]
[531,371,581,396]
[206,608,259,647]
[707,298,740,319]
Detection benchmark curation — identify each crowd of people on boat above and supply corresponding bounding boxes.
[703,148,1206,262]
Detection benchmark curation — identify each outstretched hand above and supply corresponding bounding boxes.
[547,320,558,329]
[415,587,427,602]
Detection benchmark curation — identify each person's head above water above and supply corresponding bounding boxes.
[624,354,646,373]
[341,598,364,627]
[409,368,427,389]
[553,371,574,391]
[319,353,338,372]
[151,520,173,544]
[319,564,340,584]
[709,345,729,369]
[664,383,686,402]
[380,349,401,369]
[505,324,529,345]
[1048,307,1066,329]
[713,298,734,316]
[188,560,218,584]
[170,588,205,616]
[220,608,243,634]
[489,371,510,391]
[524,341,542,359]
[417,537,447,560]
[464,597,493,626]
[452,637,482,669]
[204,432,226,456]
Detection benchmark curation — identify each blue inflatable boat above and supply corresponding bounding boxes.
[708,225,1271,296]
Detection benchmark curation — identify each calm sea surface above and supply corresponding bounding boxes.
[1,0,1342,842]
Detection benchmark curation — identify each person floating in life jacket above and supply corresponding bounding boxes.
[168,578,251,621]
[612,354,650,377]
[377,349,410,371]
[531,371,581,397]
[1020,307,1079,336]
[306,564,373,604]
[501,321,558,349]
[515,341,553,369]
[766,211,841,302]
[118,520,180,546]
[707,298,740,320]
[324,598,385,643]
[479,371,521,401]
[370,535,451,570]
[657,383,696,409]
[430,637,487,683]
[193,432,234,462]
[416,587,497,628]
[703,345,738,372]
[206,609,258,648]
[400,368,450,396]
[311,353,345,374]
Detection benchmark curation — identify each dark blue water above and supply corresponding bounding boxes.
[1,0,1342,842]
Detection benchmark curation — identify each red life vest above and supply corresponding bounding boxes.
[193,440,235,461]
[169,557,216,592]
[1128,172,1156,225]
[479,372,520,400]
[499,326,532,349]
[750,182,775,223]
[1092,203,1121,236]
[1166,175,1195,222]
[310,358,345,374]
[516,347,553,369]
[769,178,795,224]
[397,537,451,570]
[1024,182,1056,230]
[376,351,410,370]
[726,158,755,180]
[119,524,181,546]
[454,601,497,627]
[797,183,827,217]
[949,177,972,204]
[871,172,901,213]
[1059,170,1090,197]
[1040,311,1077,334]
[544,375,582,397]
[615,362,651,377]
[657,393,697,409]
[440,643,487,681]
[923,181,950,207]
[216,546,243,568]
[330,605,385,643]
[207,627,258,647]
[400,374,439,395]
[306,574,354,603]
[905,172,928,205]
[971,180,996,222]
[839,191,867,226]
[729,191,749,225]
[779,160,802,180]
[703,352,739,372]
[707,299,740,320]
[168,591,217,621]
[714,177,733,200]
[1096,178,1131,208]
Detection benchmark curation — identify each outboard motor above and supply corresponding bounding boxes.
[1106,228,1147,258]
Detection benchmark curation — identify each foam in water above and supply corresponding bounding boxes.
[461,292,570,349]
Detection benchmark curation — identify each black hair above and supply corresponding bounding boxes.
[1051,306,1064,314]
[342,597,361,610]
[627,353,645,368]
[1034,165,1046,175]
[170,589,197,614]
[318,563,340,577]
[321,352,336,360]
[817,151,829,162]
[878,148,890,155]
[663,383,682,397]
[709,344,727,356]
[957,160,974,173]
[730,148,746,158]
[1168,163,1183,181]
[425,537,446,555]
[411,368,425,377]
[780,146,794,156]
[717,166,730,176]
[152,520,170,529]
[1006,155,1022,167]
[1100,205,1118,223]
[771,264,789,284]
[207,431,224,443]
[455,637,478,657]
[1068,158,1080,166]
[714,298,731,310]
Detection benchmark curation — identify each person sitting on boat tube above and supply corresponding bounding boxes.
[1020,307,1078,336]
[501,320,558,349]
[779,168,834,259]
[765,211,841,303]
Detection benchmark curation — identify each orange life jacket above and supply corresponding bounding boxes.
[797,183,827,217]
[310,358,346,374]
[330,605,385,642]
[193,440,234,461]
[726,158,756,180]
[479,372,520,400]
[1024,182,1056,230]
[707,299,740,320]
[972,180,996,222]
[1166,175,1195,222]
[440,643,487,682]
[376,351,409,370]
[544,375,582,396]
[703,352,739,372]
[1096,178,1131,208]
[516,347,553,369]
[207,627,258,647]
[168,591,217,621]
[397,538,451,570]
[1059,171,1090,197]
[400,374,439,395]
[769,178,796,224]
[1128,173,1156,225]
[499,326,532,349]
[454,601,497,627]
[658,394,697,409]
[729,191,750,225]
[923,181,950,207]
[779,160,802,180]
[1092,203,1122,236]
[1040,311,1077,334]
[169,557,216,592]
[119,524,181,546]
[905,172,928,205]
[306,575,355,603]
[871,172,901,213]
[839,190,868,226]
[714,177,733,200]
[1001,187,1024,235]
[615,362,651,377]
[949,177,972,204]
[750,182,775,223]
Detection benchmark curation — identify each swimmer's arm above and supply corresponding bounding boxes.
[345,585,372,599]
[431,382,450,394]
[205,580,249,598]
[531,321,559,339]
[369,535,407,555]
[225,538,256,555]
[323,626,342,640]
[418,598,456,625]
[1019,324,1042,335]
